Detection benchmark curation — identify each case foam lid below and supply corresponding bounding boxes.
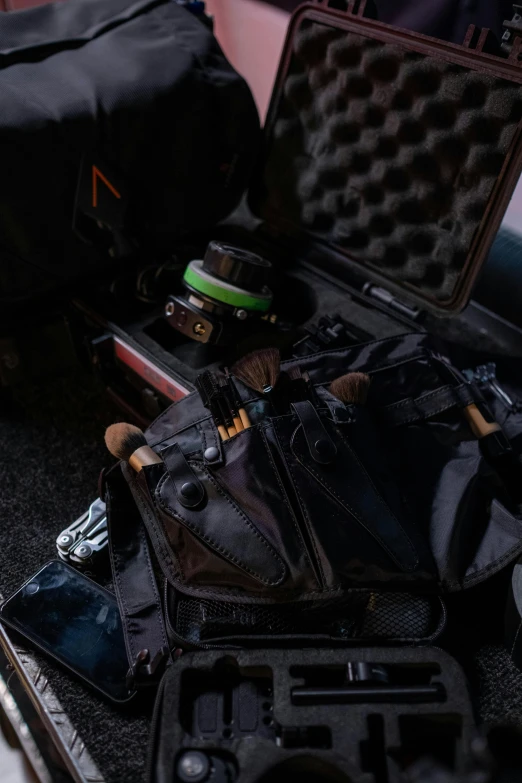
[250,4,522,312]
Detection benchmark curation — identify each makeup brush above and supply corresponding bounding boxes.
[196,371,230,442]
[287,365,309,403]
[434,356,507,446]
[219,377,243,433]
[435,356,522,502]
[232,348,282,413]
[302,371,320,406]
[232,348,280,394]
[330,372,371,405]
[225,367,251,429]
[105,423,163,472]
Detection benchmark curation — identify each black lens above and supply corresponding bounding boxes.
[203,241,271,292]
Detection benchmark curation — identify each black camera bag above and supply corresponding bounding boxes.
[0,0,259,309]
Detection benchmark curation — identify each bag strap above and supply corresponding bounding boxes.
[380,383,475,427]
[103,464,169,690]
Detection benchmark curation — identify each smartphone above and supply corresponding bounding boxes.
[0,560,135,703]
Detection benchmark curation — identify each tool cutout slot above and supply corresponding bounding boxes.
[388,714,462,771]
[360,714,389,783]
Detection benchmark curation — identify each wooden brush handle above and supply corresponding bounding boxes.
[129,446,163,472]
[232,415,243,432]
[238,408,251,429]
[463,404,501,439]
[218,424,229,442]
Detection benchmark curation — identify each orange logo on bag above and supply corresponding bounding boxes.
[92,165,121,208]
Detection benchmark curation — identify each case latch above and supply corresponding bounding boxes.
[462,24,501,56]
[318,0,377,20]
[362,283,420,320]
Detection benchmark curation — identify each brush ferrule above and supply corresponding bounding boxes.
[129,446,163,471]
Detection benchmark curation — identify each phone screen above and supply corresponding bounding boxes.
[0,560,134,703]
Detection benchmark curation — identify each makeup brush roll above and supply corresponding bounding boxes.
[104,332,522,651]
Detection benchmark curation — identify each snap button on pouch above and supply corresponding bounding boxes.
[314,438,336,461]
[291,400,337,465]
[181,482,199,500]
[204,446,219,462]
[161,442,205,508]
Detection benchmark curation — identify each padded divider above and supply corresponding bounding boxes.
[255,16,522,307]
[150,647,475,783]
[169,588,446,646]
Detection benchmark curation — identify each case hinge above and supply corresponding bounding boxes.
[319,0,377,19]
[362,283,420,321]
[462,24,501,57]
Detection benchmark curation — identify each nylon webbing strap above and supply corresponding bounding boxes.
[381,383,475,427]
[105,463,169,689]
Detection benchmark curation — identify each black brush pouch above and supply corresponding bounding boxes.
[104,333,522,670]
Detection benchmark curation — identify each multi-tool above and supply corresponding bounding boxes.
[463,362,518,413]
[56,498,108,570]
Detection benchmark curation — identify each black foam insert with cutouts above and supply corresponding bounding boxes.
[253,16,522,306]
[150,647,475,783]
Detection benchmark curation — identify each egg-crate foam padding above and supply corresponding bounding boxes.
[170,589,445,646]
[254,16,522,306]
[149,647,475,783]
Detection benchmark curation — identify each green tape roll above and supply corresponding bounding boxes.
[183,261,272,312]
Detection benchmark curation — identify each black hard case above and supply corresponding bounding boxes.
[149,647,477,783]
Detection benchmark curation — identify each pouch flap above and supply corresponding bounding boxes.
[290,418,420,573]
[156,458,287,588]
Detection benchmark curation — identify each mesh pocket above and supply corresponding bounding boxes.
[173,590,445,645]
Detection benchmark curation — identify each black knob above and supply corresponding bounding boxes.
[203,240,271,292]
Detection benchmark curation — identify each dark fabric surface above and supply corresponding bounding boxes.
[0,337,522,782]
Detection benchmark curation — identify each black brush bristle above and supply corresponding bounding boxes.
[232,348,281,393]
[225,367,242,408]
[196,371,219,408]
